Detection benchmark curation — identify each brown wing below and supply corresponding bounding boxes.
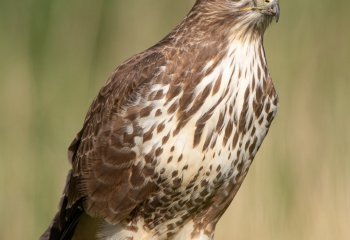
[71,50,166,221]
[40,50,167,240]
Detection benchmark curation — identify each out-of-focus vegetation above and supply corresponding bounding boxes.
[0,0,349,239]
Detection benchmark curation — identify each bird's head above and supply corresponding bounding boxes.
[238,0,280,23]
[192,0,280,37]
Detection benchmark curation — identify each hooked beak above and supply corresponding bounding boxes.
[268,1,280,22]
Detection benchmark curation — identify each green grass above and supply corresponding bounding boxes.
[0,0,349,239]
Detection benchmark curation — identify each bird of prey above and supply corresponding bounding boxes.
[41,0,280,239]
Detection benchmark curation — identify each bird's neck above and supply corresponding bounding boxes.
[227,36,268,84]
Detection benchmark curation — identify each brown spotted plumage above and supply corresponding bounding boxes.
[41,0,280,239]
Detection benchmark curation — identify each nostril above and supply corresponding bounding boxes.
[265,0,271,3]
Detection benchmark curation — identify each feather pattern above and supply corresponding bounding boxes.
[41,0,280,239]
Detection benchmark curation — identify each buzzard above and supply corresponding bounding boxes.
[41,0,280,239]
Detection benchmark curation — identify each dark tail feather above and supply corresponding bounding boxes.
[59,201,83,240]
[41,133,85,240]
[40,197,84,240]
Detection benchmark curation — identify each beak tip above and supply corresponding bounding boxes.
[276,15,280,23]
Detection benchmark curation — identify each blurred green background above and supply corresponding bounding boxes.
[0,0,349,239]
